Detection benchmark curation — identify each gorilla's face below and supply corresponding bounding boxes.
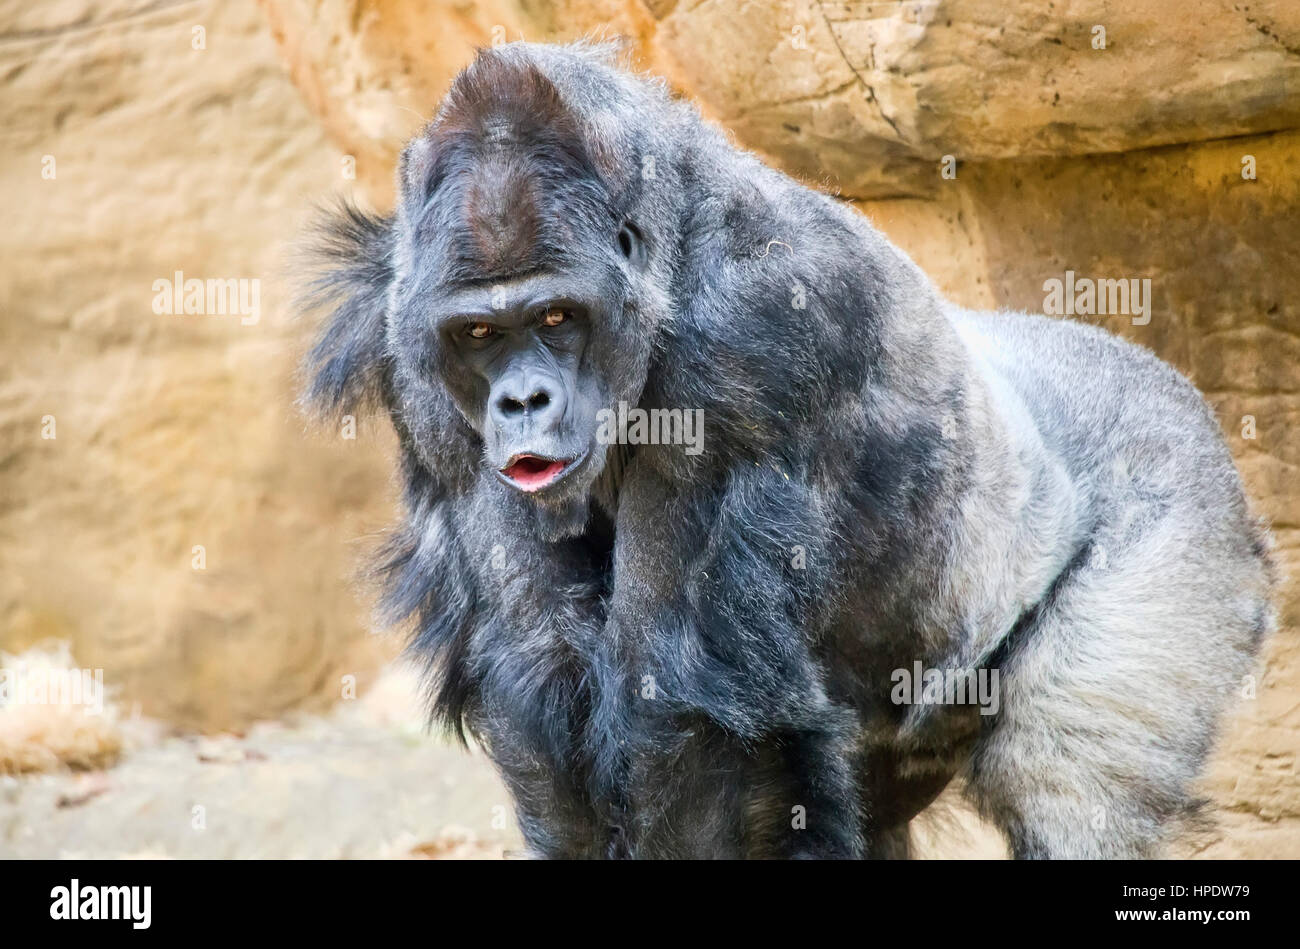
[387,196,655,525]
[435,274,606,497]
[390,250,638,521]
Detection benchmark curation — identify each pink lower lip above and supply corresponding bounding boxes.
[501,455,570,491]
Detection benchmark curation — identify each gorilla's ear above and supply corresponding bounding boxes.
[297,201,395,420]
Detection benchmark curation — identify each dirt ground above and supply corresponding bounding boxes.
[3,660,1290,860]
[0,665,518,859]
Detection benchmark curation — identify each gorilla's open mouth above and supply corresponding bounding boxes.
[497,450,588,492]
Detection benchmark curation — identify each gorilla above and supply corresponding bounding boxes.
[299,41,1275,858]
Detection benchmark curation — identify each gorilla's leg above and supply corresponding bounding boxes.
[625,723,789,859]
[777,724,866,858]
[626,723,862,859]
[474,727,611,859]
[963,530,1263,858]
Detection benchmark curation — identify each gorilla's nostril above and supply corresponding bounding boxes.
[498,395,526,416]
[496,390,552,419]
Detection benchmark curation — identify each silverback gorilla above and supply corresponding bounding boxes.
[299,42,1275,858]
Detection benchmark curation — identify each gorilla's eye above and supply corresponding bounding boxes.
[541,308,570,327]
[467,322,495,339]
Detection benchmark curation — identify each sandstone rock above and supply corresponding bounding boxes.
[0,0,397,731]
[260,0,1300,199]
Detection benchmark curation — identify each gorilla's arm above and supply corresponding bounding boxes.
[605,454,864,857]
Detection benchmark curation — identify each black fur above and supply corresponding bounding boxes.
[298,42,1273,859]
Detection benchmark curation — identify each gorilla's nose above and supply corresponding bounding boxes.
[491,381,564,432]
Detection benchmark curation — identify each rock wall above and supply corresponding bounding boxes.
[0,0,397,731]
